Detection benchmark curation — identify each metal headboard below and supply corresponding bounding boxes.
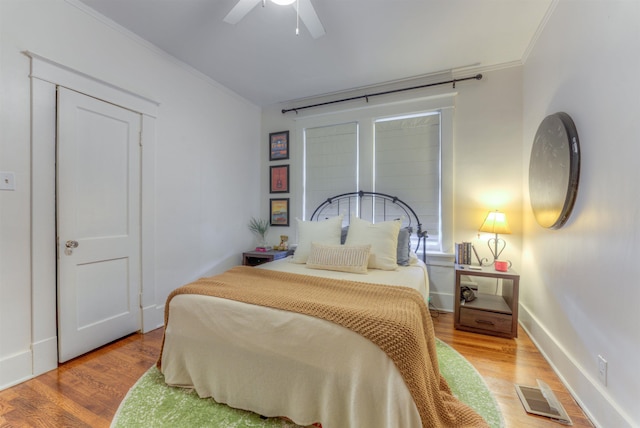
[309,190,428,262]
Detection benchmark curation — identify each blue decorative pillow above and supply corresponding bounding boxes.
[397,227,411,266]
[341,226,349,244]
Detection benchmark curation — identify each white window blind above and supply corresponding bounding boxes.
[374,113,441,249]
[304,122,358,219]
[298,95,454,254]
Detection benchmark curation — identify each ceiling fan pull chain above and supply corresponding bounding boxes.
[296,0,300,35]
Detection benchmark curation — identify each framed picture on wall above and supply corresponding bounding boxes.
[270,198,289,226]
[269,131,289,161]
[270,165,289,193]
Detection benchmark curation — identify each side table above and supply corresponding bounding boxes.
[242,250,291,267]
[454,264,520,338]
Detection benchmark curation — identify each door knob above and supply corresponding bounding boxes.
[65,240,79,249]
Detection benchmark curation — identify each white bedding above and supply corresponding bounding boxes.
[258,256,429,299]
[160,259,430,428]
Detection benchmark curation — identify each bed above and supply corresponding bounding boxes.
[159,191,487,428]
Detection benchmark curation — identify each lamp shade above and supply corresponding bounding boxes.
[479,211,511,235]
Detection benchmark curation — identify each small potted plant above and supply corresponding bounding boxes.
[248,217,271,250]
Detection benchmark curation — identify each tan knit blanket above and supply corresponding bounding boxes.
[159,266,488,428]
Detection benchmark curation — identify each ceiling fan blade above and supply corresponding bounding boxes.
[224,0,262,25]
[295,0,326,39]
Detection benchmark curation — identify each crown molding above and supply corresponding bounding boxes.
[521,0,559,65]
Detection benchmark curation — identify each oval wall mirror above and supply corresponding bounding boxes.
[528,112,581,229]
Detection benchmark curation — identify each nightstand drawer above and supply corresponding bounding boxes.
[459,307,513,334]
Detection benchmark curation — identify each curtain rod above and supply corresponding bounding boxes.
[281,73,482,114]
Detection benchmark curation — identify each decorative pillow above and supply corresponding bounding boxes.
[344,216,401,270]
[306,243,371,274]
[397,227,411,266]
[340,226,349,244]
[343,224,412,265]
[292,215,344,264]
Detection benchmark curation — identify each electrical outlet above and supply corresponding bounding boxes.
[597,355,608,386]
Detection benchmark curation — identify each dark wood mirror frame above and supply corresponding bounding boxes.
[528,112,581,229]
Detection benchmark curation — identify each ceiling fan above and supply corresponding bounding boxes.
[224,0,326,39]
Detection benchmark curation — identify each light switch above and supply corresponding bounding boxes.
[0,172,16,191]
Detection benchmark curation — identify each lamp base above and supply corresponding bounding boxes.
[479,235,510,268]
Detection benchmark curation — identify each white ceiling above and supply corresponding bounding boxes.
[77,0,553,107]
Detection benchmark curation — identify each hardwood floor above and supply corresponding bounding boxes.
[0,313,593,427]
[0,330,164,428]
[432,311,593,427]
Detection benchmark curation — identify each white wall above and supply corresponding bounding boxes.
[521,1,639,426]
[0,0,261,388]
[261,66,524,310]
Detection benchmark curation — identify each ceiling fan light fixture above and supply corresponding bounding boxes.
[225,0,325,39]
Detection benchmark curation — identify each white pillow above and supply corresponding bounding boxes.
[292,215,344,263]
[344,216,401,270]
[306,243,371,274]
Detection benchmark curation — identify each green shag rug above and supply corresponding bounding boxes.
[112,339,504,428]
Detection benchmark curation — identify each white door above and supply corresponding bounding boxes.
[57,87,142,363]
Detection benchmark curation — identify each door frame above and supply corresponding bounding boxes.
[28,52,160,375]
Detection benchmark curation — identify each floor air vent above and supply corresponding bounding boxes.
[515,379,573,425]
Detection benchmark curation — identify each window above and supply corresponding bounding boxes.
[299,96,454,254]
[303,122,358,218]
[374,112,441,250]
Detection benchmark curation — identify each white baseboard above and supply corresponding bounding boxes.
[142,304,165,333]
[0,350,33,391]
[518,303,634,428]
[425,259,455,312]
[429,292,454,312]
[32,336,58,376]
[2,307,164,392]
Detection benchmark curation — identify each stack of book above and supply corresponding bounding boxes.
[455,242,473,265]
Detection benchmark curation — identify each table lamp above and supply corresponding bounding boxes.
[478,210,511,266]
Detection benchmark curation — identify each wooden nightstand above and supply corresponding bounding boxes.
[454,264,519,338]
[242,250,291,267]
